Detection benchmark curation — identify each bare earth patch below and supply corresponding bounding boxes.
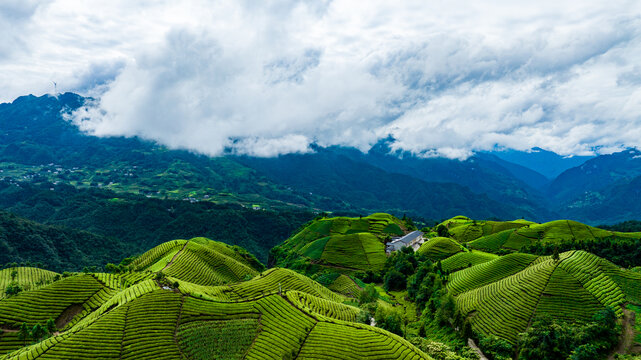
[55,303,84,329]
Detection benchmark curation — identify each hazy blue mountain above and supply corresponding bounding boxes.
[560,174,641,224]
[549,149,641,201]
[235,148,544,221]
[490,147,593,179]
[323,141,553,216]
[473,153,550,190]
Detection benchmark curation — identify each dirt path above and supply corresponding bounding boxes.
[609,307,636,359]
[55,303,84,329]
[468,338,488,360]
[161,242,190,272]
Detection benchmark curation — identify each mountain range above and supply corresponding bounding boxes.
[1,93,640,225]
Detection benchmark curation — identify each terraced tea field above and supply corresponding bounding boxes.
[0,266,430,359]
[439,216,533,243]
[0,267,59,298]
[468,219,641,253]
[451,250,641,343]
[440,250,498,273]
[417,237,464,260]
[273,213,409,272]
[2,214,639,359]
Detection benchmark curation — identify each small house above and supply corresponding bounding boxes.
[386,230,424,253]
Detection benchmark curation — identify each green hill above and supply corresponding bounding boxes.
[469,219,641,251]
[271,213,408,273]
[438,216,533,243]
[451,250,641,343]
[416,236,498,272]
[416,237,464,260]
[130,238,262,286]
[0,267,59,298]
[440,250,498,273]
[0,238,431,359]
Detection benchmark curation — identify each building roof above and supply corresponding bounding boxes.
[389,230,423,245]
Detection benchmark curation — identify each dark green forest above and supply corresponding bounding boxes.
[0,179,312,269]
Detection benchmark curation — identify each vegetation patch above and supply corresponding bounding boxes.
[177,319,259,360]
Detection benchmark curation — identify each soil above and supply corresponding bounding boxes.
[161,242,189,272]
[55,303,84,329]
[468,338,488,360]
[610,307,637,359]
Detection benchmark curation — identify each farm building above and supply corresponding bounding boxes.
[386,230,424,253]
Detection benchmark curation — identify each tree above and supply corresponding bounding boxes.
[30,323,46,342]
[10,270,18,281]
[375,306,403,336]
[5,282,23,296]
[434,292,456,325]
[479,333,513,360]
[552,246,560,262]
[436,225,449,238]
[105,263,119,273]
[46,318,56,335]
[383,270,406,291]
[570,344,598,360]
[356,309,372,325]
[359,284,378,305]
[18,322,29,345]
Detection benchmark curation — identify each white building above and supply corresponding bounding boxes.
[386,230,424,253]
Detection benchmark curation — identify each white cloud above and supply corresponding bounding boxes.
[2,0,641,158]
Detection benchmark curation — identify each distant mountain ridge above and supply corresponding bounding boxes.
[489,147,594,179]
[1,93,641,224]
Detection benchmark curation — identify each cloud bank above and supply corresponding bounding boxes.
[2,0,641,158]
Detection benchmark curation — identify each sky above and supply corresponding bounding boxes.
[1,0,640,158]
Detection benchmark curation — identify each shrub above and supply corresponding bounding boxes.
[5,282,23,297]
[359,284,378,305]
[384,270,406,291]
[478,333,513,360]
[375,306,403,336]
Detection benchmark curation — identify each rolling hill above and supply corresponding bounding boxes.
[0,237,431,359]
[468,219,641,254]
[270,213,407,273]
[437,215,534,243]
[451,250,641,343]
[416,237,465,260]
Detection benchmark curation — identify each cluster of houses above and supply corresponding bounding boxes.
[385,230,425,254]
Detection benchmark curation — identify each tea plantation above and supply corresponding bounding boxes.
[2,213,641,359]
[270,213,410,273]
[0,236,431,359]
